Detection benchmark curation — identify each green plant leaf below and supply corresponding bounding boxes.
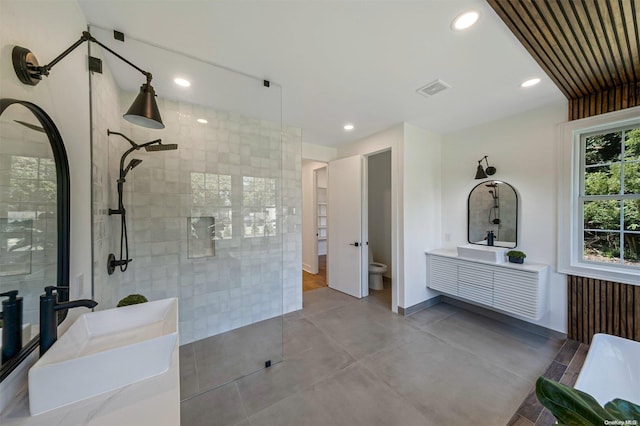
[604,399,640,421]
[535,376,610,426]
[117,294,148,307]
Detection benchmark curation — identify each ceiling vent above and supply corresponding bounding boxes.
[416,79,451,97]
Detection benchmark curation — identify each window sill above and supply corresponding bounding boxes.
[558,261,640,286]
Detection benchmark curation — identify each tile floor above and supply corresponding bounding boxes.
[180,286,563,426]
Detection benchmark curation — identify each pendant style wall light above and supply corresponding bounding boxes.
[475,155,497,179]
[12,31,164,129]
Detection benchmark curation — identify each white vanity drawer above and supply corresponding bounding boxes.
[459,280,493,306]
[428,256,458,294]
[458,263,493,287]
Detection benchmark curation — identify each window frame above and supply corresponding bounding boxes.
[578,124,640,268]
[557,106,640,286]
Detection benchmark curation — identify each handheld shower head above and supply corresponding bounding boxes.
[122,158,143,178]
[144,142,178,152]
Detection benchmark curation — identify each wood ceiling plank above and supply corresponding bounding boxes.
[599,0,633,84]
[487,0,578,98]
[588,0,625,86]
[619,0,640,81]
[536,0,598,95]
[551,0,609,91]
[488,0,638,119]
[570,0,619,88]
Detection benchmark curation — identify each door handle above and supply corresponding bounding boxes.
[349,242,360,247]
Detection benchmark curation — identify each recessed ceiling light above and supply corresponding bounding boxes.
[521,78,541,88]
[452,11,479,31]
[197,118,208,124]
[344,123,354,131]
[174,77,191,87]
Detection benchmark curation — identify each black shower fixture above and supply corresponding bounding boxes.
[474,155,497,179]
[12,31,164,129]
[106,130,178,274]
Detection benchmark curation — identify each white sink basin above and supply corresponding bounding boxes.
[457,244,508,263]
[29,297,178,415]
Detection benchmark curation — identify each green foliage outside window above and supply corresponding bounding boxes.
[583,128,640,265]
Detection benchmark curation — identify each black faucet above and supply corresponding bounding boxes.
[486,230,495,246]
[39,286,97,356]
[1,290,23,363]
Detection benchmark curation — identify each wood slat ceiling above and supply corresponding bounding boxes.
[487,0,640,119]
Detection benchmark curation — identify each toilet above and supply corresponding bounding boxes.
[368,249,388,291]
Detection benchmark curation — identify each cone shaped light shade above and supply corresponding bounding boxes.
[123,83,165,129]
[475,164,488,179]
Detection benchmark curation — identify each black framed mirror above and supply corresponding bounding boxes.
[0,99,70,382]
[467,180,518,249]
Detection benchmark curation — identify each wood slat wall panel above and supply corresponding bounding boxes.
[569,82,640,120]
[567,276,640,344]
[487,0,640,120]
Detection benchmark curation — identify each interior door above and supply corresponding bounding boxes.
[327,155,364,298]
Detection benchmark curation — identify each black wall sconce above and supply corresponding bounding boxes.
[475,155,497,179]
[12,31,164,129]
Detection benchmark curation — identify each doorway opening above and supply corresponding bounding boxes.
[302,161,328,292]
[365,150,392,309]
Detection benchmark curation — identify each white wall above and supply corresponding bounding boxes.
[0,0,91,411]
[302,142,337,162]
[338,123,443,311]
[367,150,391,275]
[302,160,326,272]
[338,124,403,310]
[441,102,569,332]
[401,123,442,309]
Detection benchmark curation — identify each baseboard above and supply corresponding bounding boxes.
[302,263,317,274]
[440,296,566,340]
[398,296,442,316]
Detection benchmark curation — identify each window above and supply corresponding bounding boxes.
[190,172,232,239]
[580,126,640,267]
[242,176,277,238]
[558,107,640,285]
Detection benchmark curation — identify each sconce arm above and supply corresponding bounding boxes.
[23,31,151,82]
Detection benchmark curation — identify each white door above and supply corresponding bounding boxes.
[327,155,364,298]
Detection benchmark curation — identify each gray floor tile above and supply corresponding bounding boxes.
[194,317,283,392]
[405,302,459,330]
[181,382,247,426]
[249,363,428,426]
[307,302,424,360]
[301,287,358,317]
[450,308,563,352]
[362,332,532,426]
[180,343,199,399]
[422,310,560,380]
[237,318,355,416]
[181,288,562,426]
[247,392,337,426]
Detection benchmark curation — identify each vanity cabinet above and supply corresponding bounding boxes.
[426,250,549,320]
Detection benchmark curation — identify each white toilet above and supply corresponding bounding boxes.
[368,249,388,291]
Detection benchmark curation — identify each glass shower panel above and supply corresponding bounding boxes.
[89,26,286,397]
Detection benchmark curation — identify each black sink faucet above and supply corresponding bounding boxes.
[1,290,23,363]
[39,286,97,356]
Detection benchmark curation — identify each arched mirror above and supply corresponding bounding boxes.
[468,180,518,248]
[0,99,70,381]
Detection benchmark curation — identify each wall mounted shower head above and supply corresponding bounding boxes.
[144,142,178,152]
